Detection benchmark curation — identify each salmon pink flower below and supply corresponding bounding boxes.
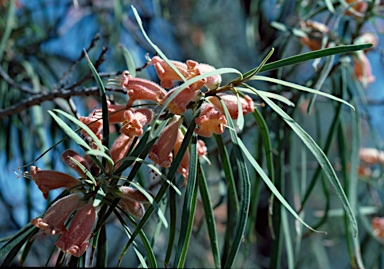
[31,193,84,235]
[148,116,182,168]
[116,186,152,219]
[105,104,129,124]
[150,56,189,89]
[187,60,222,90]
[354,52,375,88]
[359,148,384,165]
[207,93,254,119]
[344,0,367,17]
[79,115,103,149]
[372,217,384,239]
[194,103,227,137]
[120,108,153,137]
[110,134,135,169]
[300,20,329,51]
[29,166,79,199]
[163,86,199,115]
[197,139,207,157]
[121,71,167,107]
[55,199,98,257]
[61,149,90,178]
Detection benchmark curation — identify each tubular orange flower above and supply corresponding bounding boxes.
[163,86,199,115]
[207,93,254,119]
[120,108,153,137]
[105,104,129,124]
[187,60,222,90]
[300,20,329,51]
[79,115,103,137]
[148,116,182,167]
[194,103,227,137]
[110,133,135,169]
[197,139,207,157]
[61,149,90,178]
[31,192,84,235]
[150,56,189,89]
[116,186,152,219]
[372,217,384,239]
[121,71,167,107]
[55,199,98,257]
[359,148,384,165]
[354,52,375,88]
[29,166,79,199]
[344,0,367,17]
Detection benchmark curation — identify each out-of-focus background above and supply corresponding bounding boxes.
[2,0,384,268]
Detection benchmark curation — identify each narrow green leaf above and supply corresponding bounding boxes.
[52,109,105,152]
[213,135,239,215]
[94,187,106,207]
[324,0,336,13]
[0,224,37,262]
[236,86,295,107]
[250,76,354,110]
[131,5,186,82]
[48,111,91,151]
[198,162,221,268]
[174,136,199,268]
[237,139,322,234]
[245,43,372,76]
[256,90,358,236]
[86,149,114,168]
[164,185,177,267]
[120,108,199,259]
[95,225,108,267]
[307,53,336,114]
[114,210,152,268]
[219,99,250,268]
[118,157,181,196]
[69,157,97,186]
[84,50,109,148]
[119,44,137,77]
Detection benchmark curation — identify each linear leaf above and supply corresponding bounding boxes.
[119,44,137,77]
[84,50,109,148]
[219,99,250,268]
[250,76,354,110]
[255,90,358,236]
[48,111,91,151]
[198,162,221,268]
[52,109,104,152]
[243,43,372,76]
[174,136,199,268]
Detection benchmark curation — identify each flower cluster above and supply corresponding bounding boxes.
[25,55,255,258]
[118,56,254,177]
[26,148,152,257]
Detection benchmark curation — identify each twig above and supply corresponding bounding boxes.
[0,65,36,94]
[0,87,126,119]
